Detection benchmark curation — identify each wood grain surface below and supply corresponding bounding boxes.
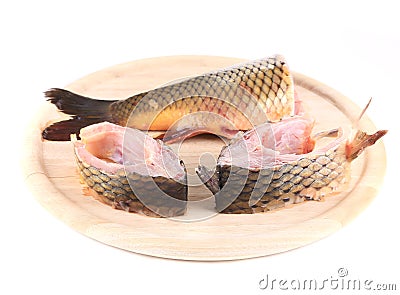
[22,56,386,261]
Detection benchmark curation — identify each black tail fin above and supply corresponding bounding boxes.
[42,88,116,141]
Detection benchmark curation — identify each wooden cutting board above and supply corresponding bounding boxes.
[22,56,386,261]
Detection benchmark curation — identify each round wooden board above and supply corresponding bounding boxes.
[23,56,386,261]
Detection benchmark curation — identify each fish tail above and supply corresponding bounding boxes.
[42,88,116,141]
[345,129,388,161]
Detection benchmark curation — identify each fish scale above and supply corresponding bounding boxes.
[198,123,385,215]
[75,150,188,217]
[108,55,294,134]
[43,55,295,142]
[198,144,350,214]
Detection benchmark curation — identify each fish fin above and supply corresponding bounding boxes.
[42,117,104,141]
[345,129,388,161]
[356,97,372,124]
[159,125,240,144]
[349,97,372,140]
[313,128,340,140]
[345,97,387,160]
[43,88,116,141]
[161,128,210,144]
[195,165,220,194]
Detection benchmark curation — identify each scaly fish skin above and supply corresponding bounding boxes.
[73,122,188,217]
[76,158,188,217]
[197,119,387,214]
[111,55,294,135]
[212,146,348,214]
[43,55,295,142]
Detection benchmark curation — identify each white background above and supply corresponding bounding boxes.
[1,0,399,294]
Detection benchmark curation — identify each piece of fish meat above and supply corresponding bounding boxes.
[42,55,295,143]
[196,116,387,214]
[73,122,187,217]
